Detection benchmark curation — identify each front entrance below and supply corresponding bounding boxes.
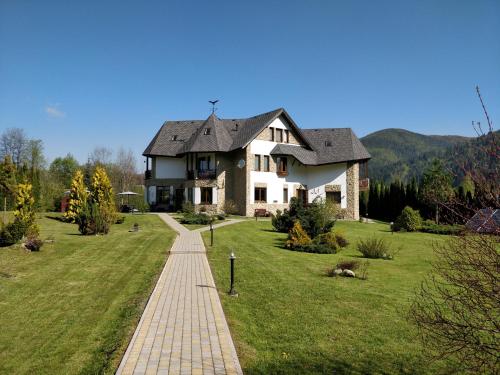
[174,189,184,211]
[297,189,308,205]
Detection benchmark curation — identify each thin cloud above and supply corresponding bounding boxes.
[45,105,66,118]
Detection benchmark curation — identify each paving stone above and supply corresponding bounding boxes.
[116,213,242,375]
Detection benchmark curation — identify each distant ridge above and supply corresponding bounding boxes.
[360,128,471,183]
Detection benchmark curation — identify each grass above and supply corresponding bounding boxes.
[203,220,455,374]
[0,213,175,375]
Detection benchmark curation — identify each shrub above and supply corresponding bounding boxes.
[357,237,396,259]
[182,201,195,215]
[394,206,422,232]
[216,213,226,221]
[24,234,43,251]
[272,209,295,233]
[223,199,238,215]
[336,259,360,271]
[419,222,464,235]
[285,221,312,249]
[333,230,349,248]
[180,213,211,225]
[115,216,126,224]
[272,197,336,238]
[0,219,29,247]
[199,206,207,213]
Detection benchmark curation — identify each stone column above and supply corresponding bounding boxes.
[346,162,359,220]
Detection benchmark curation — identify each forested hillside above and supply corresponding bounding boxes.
[361,128,471,182]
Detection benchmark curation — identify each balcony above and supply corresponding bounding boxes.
[359,178,369,191]
[145,170,152,180]
[187,169,216,180]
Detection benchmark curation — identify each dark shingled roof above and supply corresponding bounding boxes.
[144,108,371,165]
[301,128,371,164]
[270,144,318,165]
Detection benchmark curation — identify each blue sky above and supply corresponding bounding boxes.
[0,0,499,166]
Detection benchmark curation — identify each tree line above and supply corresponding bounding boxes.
[360,158,479,224]
[0,127,142,213]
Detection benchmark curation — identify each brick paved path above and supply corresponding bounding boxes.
[117,214,243,375]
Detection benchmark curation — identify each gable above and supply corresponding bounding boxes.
[255,115,306,146]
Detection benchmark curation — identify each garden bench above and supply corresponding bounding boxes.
[254,208,270,218]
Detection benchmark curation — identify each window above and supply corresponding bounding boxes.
[277,157,288,175]
[270,127,275,141]
[277,128,283,142]
[283,187,288,203]
[325,140,332,147]
[254,155,261,171]
[200,187,212,204]
[263,155,270,172]
[254,187,267,203]
[157,186,170,204]
[197,156,210,170]
[326,191,341,204]
[285,130,290,143]
[187,188,193,203]
[171,135,178,141]
[203,128,211,135]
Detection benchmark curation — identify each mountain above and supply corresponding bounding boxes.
[360,129,471,183]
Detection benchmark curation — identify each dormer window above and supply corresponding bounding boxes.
[204,128,211,135]
[325,141,332,147]
[171,135,178,141]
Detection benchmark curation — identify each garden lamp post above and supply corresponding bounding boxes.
[210,218,214,246]
[229,252,238,296]
[390,222,394,234]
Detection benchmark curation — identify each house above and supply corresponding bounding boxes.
[143,108,371,219]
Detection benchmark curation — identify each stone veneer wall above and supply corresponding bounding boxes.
[255,125,301,145]
[345,162,359,220]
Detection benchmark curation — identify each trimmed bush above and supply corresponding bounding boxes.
[419,222,464,235]
[357,237,396,259]
[180,213,211,225]
[0,219,29,247]
[272,197,337,238]
[394,206,422,232]
[182,201,195,215]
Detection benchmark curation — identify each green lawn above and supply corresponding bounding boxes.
[0,213,175,375]
[203,220,455,374]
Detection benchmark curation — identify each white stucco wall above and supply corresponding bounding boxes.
[194,187,201,204]
[249,138,347,208]
[155,156,186,179]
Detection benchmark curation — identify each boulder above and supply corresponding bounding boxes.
[341,269,356,277]
[333,268,343,276]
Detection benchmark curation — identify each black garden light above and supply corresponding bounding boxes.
[229,252,238,297]
[210,219,214,246]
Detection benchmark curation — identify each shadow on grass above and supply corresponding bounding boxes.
[243,352,431,375]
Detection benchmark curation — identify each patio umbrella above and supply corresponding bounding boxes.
[117,191,139,205]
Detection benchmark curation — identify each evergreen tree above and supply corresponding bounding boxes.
[13,182,36,231]
[420,159,455,224]
[64,170,88,222]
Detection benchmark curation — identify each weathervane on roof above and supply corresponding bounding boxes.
[209,100,219,114]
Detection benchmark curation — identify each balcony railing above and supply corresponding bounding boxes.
[145,170,152,180]
[187,169,216,180]
[359,178,369,191]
